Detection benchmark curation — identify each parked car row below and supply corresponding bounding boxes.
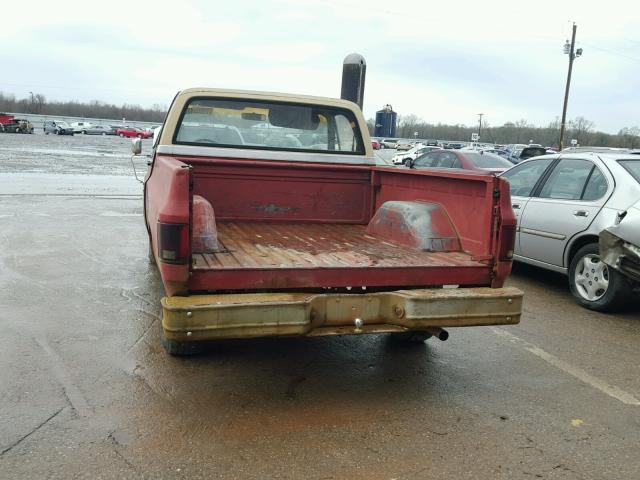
[374,137,559,158]
[42,121,155,138]
[373,138,443,151]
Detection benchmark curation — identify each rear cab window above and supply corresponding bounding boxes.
[174,98,364,155]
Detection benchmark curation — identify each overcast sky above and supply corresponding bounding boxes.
[2,0,639,133]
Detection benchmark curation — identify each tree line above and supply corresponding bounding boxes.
[3,89,638,148]
[367,115,640,149]
[0,91,167,123]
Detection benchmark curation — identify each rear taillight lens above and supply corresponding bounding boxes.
[158,223,189,264]
[499,225,516,260]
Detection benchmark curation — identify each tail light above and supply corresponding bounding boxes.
[158,222,189,264]
[499,225,516,260]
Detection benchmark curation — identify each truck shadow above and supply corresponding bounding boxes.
[509,261,639,314]
[509,262,567,290]
[136,332,462,433]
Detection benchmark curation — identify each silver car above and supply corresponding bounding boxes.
[501,151,640,311]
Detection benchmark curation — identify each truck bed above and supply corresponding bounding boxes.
[190,222,489,291]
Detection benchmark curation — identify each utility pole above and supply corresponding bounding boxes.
[559,23,582,150]
[477,113,484,139]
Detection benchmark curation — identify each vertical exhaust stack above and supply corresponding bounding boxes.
[340,53,366,110]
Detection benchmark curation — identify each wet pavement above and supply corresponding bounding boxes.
[0,133,639,479]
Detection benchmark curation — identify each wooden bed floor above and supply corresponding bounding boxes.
[192,222,481,271]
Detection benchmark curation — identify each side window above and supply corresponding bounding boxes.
[437,152,461,168]
[538,159,593,200]
[413,152,439,167]
[582,166,608,201]
[501,158,553,197]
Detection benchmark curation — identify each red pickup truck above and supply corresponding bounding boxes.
[143,88,523,355]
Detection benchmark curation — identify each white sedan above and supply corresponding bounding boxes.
[392,145,441,165]
[500,150,640,311]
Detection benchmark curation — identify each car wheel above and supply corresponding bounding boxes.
[161,335,204,356]
[568,243,631,312]
[82,130,86,134]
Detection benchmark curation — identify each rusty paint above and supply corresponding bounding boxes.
[162,286,523,341]
[252,203,300,215]
[188,221,490,290]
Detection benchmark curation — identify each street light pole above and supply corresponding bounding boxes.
[559,23,577,150]
[477,113,483,140]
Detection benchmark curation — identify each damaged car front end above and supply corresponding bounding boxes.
[600,200,640,285]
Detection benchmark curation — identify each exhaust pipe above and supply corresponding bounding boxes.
[425,327,449,341]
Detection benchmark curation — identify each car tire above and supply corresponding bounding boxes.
[568,243,631,312]
[389,331,432,343]
[161,335,204,356]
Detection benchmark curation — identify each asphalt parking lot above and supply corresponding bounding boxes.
[1,132,639,479]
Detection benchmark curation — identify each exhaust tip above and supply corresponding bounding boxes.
[425,327,449,341]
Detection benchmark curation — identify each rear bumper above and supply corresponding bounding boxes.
[162,286,523,342]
